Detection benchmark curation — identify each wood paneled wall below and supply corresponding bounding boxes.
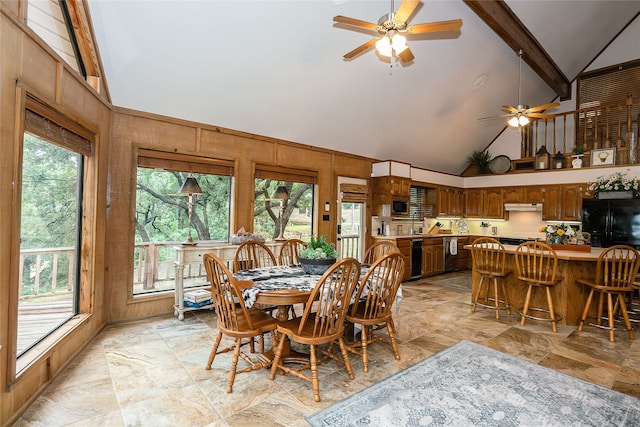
[1,4,110,423]
[1,3,372,423]
[107,107,373,322]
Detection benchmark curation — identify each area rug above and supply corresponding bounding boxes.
[306,340,640,427]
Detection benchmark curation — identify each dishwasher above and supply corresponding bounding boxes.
[411,239,423,279]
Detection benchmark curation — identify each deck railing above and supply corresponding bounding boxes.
[19,247,74,300]
[519,95,639,168]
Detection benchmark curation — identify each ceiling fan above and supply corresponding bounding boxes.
[333,0,462,63]
[480,49,560,128]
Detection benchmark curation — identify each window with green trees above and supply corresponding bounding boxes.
[253,179,314,242]
[133,154,232,295]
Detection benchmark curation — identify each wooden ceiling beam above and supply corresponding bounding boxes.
[464,0,571,101]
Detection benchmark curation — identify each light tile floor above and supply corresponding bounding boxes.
[14,272,640,426]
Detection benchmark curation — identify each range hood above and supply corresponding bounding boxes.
[504,203,543,212]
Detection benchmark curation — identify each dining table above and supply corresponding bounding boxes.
[233,263,403,363]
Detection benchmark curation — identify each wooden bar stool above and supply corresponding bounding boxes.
[470,237,513,319]
[577,245,639,342]
[514,242,563,332]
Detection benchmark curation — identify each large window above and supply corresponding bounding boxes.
[133,151,232,295]
[17,104,91,358]
[253,179,314,242]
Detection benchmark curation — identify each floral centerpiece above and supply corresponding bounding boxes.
[539,223,578,245]
[299,235,338,274]
[587,171,639,199]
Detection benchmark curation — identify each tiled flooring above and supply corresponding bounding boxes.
[15,272,640,426]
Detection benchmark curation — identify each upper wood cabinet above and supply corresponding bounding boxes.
[391,177,411,198]
[524,186,544,203]
[464,188,504,219]
[503,186,544,203]
[372,176,411,216]
[437,186,464,216]
[542,184,584,221]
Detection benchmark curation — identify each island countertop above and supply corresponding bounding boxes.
[465,243,604,326]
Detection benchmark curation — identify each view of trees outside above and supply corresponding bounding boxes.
[133,168,231,294]
[253,179,313,241]
[135,169,231,244]
[19,133,80,354]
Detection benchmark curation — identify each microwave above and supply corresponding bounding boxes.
[391,199,409,215]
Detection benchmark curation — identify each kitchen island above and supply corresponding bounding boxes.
[466,244,605,326]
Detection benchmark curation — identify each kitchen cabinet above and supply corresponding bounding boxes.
[455,236,471,270]
[422,237,444,277]
[542,184,584,221]
[372,176,411,216]
[503,186,544,204]
[523,186,544,203]
[464,188,504,219]
[437,186,464,216]
[395,238,412,281]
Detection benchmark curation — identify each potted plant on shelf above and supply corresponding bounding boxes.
[299,235,338,275]
[465,150,493,175]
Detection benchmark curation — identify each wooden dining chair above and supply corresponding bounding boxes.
[470,237,513,319]
[514,242,563,332]
[233,240,277,272]
[203,253,278,393]
[363,241,400,265]
[345,252,405,373]
[577,245,639,342]
[269,257,361,402]
[278,238,306,266]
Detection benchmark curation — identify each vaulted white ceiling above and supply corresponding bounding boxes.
[87,1,640,175]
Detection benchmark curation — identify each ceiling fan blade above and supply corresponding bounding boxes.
[406,19,463,35]
[343,39,377,59]
[394,0,420,23]
[526,102,561,113]
[526,113,556,119]
[478,114,512,121]
[501,105,519,113]
[398,47,415,62]
[333,15,379,31]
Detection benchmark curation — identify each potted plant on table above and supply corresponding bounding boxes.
[299,235,339,275]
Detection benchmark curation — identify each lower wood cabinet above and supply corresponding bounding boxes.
[422,237,443,277]
[456,236,471,270]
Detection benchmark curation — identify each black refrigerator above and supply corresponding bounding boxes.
[582,199,640,248]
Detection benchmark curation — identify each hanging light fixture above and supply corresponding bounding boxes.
[508,49,529,129]
[179,175,203,245]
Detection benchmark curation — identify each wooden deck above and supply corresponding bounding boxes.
[17,299,73,354]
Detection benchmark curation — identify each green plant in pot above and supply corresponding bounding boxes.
[466,150,493,174]
[299,235,338,275]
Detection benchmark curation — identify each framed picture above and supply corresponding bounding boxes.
[591,147,616,167]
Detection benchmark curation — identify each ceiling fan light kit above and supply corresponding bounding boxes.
[479,49,560,127]
[333,0,462,63]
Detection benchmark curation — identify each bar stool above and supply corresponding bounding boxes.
[577,245,639,342]
[470,237,513,319]
[514,242,563,332]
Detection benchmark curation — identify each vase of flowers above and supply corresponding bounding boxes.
[539,223,578,245]
[299,235,338,275]
[588,171,640,199]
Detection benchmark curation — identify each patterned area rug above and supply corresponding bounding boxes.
[307,340,640,427]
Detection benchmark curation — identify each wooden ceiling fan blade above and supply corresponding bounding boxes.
[478,114,512,121]
[333,15,379,31]
[526,102,561,113]
[394,0,420,23]
[501,105,519,113]
[343,39,377,59]
[398,47,415,62]
[527,113,555,119]
[406,19,463,35]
